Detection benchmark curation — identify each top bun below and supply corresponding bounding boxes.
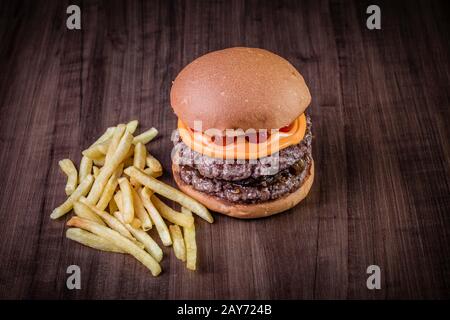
[170,47,311,131]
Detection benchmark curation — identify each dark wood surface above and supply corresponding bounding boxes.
[0,0,449,299]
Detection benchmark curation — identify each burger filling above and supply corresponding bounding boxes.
[173,115,313,204]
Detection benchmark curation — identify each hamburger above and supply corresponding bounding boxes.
[170,47,314,219]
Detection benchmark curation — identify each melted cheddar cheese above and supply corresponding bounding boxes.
[178,113,307,160]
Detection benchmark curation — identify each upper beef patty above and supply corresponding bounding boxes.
[173,115,312,181]
[172,115,313,204]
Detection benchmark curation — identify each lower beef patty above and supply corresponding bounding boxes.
[178,155,312,204]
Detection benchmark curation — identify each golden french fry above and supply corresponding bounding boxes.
[86,131,133,204]
[130,218,142,229]
[67,217,161,276]
[105,124,126,165]
[130,187,152,230]
[150,195,194,228]
[124,166,213,223]
[126,120,139,134]
[143,167,163,178]
[51,175,94,219]
[132,127,158,145]
[79,199,135,241]
[79,156,93,183]
[96,164,123,211]
[92,166,100,177]
[82,143,108,159]
[93,157,105,167]
[122,147,134,164]
[89,121,135,149]
[126,224,162,262]
[169,225,186,262]
[114,210,140,228]
[109,197,118,214]
[66,228,125,253]
[146,154,162,173]
[73,200,106,226]
[114,190,124,212]
[182,207,197,271]
[123,158,134,169]
[139,188,172,246]
[114,212,162,262]
[59,159,78,196]
[108,211,145,249]
[113,194,144,241]
[131,142,147,188]
[143,187,154,197]
[118,177,134,223]
[90,127,115,147]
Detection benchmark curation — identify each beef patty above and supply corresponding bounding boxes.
[172,115,313,204]
[177,156,312,204]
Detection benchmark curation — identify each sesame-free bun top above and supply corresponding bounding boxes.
[170,47,311,131]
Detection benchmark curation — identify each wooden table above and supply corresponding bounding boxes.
[0,0,449,299]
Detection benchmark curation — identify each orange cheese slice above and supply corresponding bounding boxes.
[178,113,307,160]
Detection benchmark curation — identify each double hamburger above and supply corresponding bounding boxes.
[170,47,314,218]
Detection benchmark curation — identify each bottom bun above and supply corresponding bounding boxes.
[172,160,314,219]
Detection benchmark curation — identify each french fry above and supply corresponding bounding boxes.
[90,127,115,147]
[114,190,124,212]
[143,167,163,178]
[150,195,194,228]
[86,131,133,204]
[139,187,172,246]
[79,156,93,183]
[82,143,108,159]
[59,159,78,196]
[126,120,139,134]
[126,225,162,262]
[78,199,135,242]
[96,164,123,211]
[131,142,147,188]
[114,212,162,262]
[88,120,136,149]
[109,211,145,249]
[114,210,141,229]
[123,157,134,169]
[51,175,94,219]
[146,154,162,173]
[67,217,161,276]
[143,187,153,197]
[130,187,152,230]
[93,157,105,167]
[122,146,134,164]
[104,124,126,165]
[73,200,106,226]
[169,225,186,262]
[132,127,158,145]
[182,208,197,271]
[92,166,100,177]
[130,218,142,229]
[124,166,213,223]
[118,177,134,223]
[66,228,125,253]
[109,197,118,214]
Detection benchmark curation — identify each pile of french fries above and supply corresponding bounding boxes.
[50,120,214,276]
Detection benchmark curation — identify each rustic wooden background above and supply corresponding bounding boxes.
[0,0,449,299]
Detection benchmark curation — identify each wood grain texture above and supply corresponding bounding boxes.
[0,0,449,299]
